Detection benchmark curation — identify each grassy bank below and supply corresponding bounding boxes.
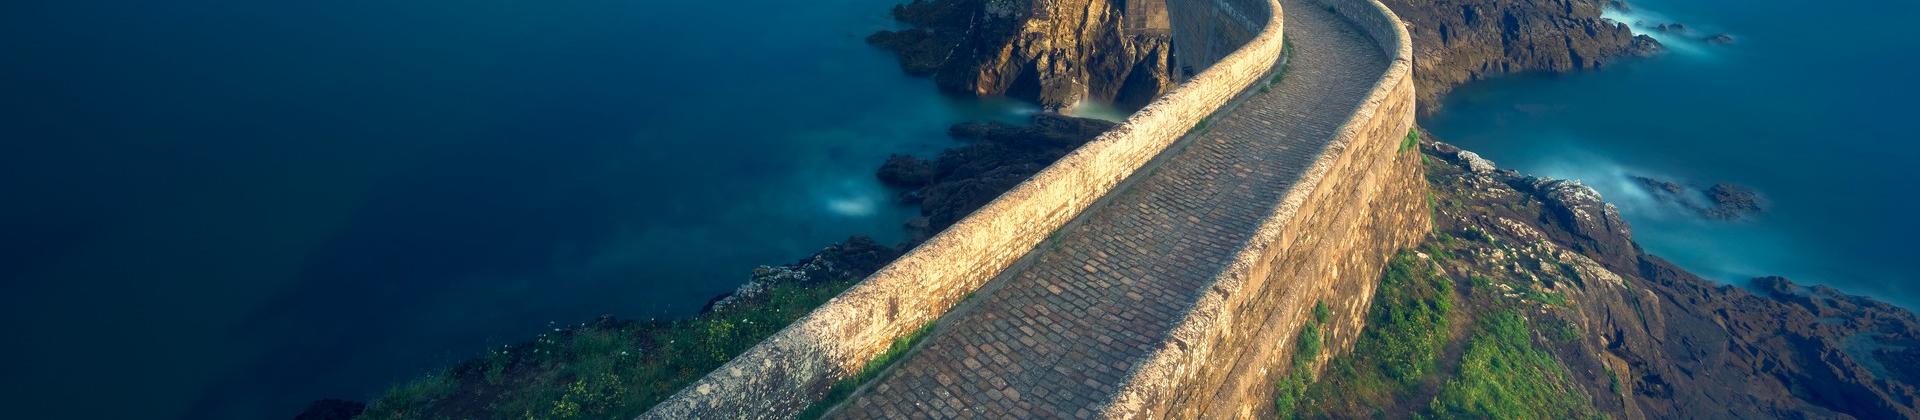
[1288,231,1600,419]
[359,277,859,419]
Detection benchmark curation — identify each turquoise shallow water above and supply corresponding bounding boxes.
[0,0,1046,418]
[1426,0,1920,306]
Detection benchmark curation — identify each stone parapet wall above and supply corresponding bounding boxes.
[1101,0,1423,417]
[1169,0,1274,76]
[637,0,1287,417]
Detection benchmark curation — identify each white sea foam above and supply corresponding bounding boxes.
[1064,100,1130,122]
[819,178,885,217]
[826,195,878,217]
[1601,6,1711,57]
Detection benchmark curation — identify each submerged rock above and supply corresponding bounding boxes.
[1630,34,1666,57]
[1706,33,1737,44]
[1630,175,1765,220]
[1702,182,1763,219]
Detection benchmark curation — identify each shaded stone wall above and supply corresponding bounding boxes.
[637,0,1286,417]
[1123,0,1172,34]
[1101,0,1425,417]
[1168,0,1272,78]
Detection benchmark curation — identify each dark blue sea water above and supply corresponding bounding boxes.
[1427,0,1920,306]
[0,0,1045,418]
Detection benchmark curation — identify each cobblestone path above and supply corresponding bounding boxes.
[831,1,1389,417]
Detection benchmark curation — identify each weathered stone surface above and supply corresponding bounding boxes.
[1456,150,1496,174]
[833,0,1424,417]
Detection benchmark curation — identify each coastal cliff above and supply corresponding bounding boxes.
[867,0,1176,109]
[1378,0,1658,112]
[871,0,1660,113]
[1284,138,1920,418]
[315,0,1915,418]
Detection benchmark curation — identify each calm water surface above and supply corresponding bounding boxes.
[1427,0,1920,306]
[0,0,1037,418]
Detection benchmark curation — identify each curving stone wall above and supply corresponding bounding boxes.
[1101,0,1425,417]
[637,0,1286,417]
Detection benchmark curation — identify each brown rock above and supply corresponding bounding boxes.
[869,0,1176,110]
[1379,0,1657,113]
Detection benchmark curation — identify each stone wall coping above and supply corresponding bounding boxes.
[639,0,1290,417]
[1099,0,1414,416]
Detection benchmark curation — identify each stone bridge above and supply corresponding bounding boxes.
[643,0,1422,417]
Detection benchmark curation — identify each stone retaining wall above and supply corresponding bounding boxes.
[1101,0,1424,417]
[637,0,1287,417]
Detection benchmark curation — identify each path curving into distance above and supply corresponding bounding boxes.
[828,0,1393,417]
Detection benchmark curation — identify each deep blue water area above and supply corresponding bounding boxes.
[0,0,1040,418]
[1427,0,1920,307]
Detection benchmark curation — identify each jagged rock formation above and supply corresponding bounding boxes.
[1377,0,1660,112]
[867,0,1177,110]
[1401,138,1920,418]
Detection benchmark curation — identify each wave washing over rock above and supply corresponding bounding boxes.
[1379,0,1661,112]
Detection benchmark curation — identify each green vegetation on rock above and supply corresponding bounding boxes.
[1284,231,1601,419]
[1426,311,1598,419]
[1274,300,1331,416]
[359,277,860,419]
[1287,251,1453,419]
[798,322,937,419]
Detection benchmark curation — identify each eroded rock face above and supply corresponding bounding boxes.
[868,0,1176,110]
[1379,0,1654,112]
[1422,138,1920,419]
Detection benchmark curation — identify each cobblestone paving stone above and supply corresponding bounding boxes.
[832,1,1389,417]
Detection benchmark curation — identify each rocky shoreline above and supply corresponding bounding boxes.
[311,0,1908,417]
[1384,138,1920,417]
[866,0,1176,110]
[1379,0,1662,113]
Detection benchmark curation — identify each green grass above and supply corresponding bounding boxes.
[1521,286,1570,308]
[1275,301,1330,417]
[362,373,457,419]
[1260,39,1298,94]
[360,276,862,419]
[1401,129,1421,153]
[1190,117,1214,136]
[1423,311,1599,420]
[1288,252,1455,418]
[1359,254,1454,383]
[798,323,938,419]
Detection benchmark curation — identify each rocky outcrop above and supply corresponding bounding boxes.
[1631,175,1766,220]
[877,113,1115,240]
[1419,138,1920,419]
[703,236,903,313]
[868,0,1177,110]
[1378,0,1658,112]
